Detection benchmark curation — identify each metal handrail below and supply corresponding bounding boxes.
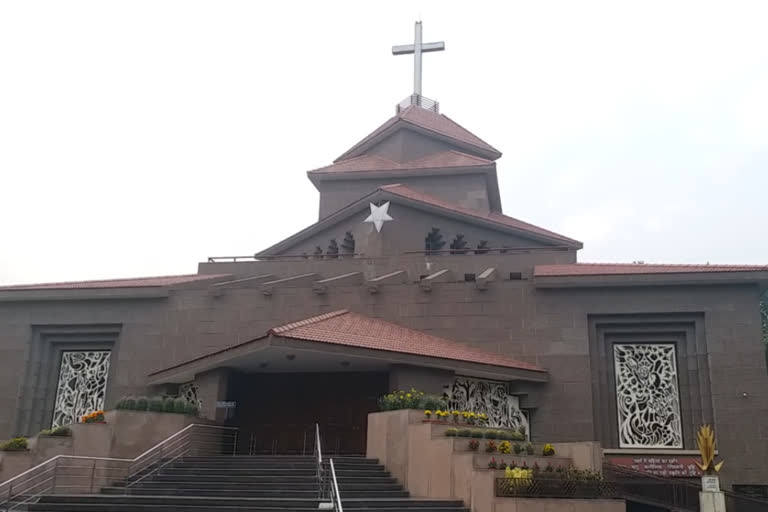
[0,423,238,510]
[329,459,344,512]
[314,423,325,500]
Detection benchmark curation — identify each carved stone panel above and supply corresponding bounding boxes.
[52,351,111,428]
[447,377,529,434]
[613,343,683,448]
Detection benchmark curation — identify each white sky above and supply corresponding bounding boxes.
[1,1,767,285]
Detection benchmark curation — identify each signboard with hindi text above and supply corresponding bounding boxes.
[607,455,701,478]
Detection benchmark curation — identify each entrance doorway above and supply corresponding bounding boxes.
[227,371,387,455]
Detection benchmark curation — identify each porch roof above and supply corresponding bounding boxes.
[148,310,548,384]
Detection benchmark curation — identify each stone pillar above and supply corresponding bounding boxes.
[700,476,727,512]
[194,368,231,423]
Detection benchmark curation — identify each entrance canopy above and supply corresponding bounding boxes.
[148,309,548,385]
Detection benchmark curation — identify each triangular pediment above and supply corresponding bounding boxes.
[256,185,581,257]
[335,106,502,163]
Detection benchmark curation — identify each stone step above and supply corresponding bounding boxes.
[180,456,374,463]
[30,495,467,511]
[30,506,467,512]
[138,474,397,484]
[102,487,411,498]
[122,481,404,491]
[155,466,389,478]
[166,462,384,470]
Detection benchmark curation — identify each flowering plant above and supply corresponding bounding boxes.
[81,410,105,424]
[378,388,446,411]
[485,440,497,453]
[424,410,432,419]
[505,466,533,483]
[542,443,555,456]
[468,439,480,451]
[487,457,498,469]
[498,440,511,454]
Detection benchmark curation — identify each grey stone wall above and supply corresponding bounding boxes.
[0,260,765,487]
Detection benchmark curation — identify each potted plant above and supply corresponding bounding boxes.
[81,411,105,424]
[468,439,480,451]
[542,443,555,456]
[485,440,497,453]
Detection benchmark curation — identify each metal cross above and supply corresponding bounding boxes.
[392,21,445,97]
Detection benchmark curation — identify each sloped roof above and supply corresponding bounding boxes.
[256,184,581,256]
[381,184,581,247]
[270,309,545,372]
[535,263,768,277]
[0,273,231,291]
[309,150,493,176]
[335,106,501,162]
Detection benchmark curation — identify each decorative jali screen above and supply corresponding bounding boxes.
[447,377,529,435]
[179,382,202,410]
[613,343,683,448]
[52,351,111,428]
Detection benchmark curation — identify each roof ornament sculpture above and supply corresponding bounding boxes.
[364,201,394,233]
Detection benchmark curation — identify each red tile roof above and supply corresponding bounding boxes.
[380,184,581,246]
[270,309,545,372]
[399,107,500,155]
[0,274,231,290]
[336,106,501,162]
[310,150,493,175]
[534,263,768,277]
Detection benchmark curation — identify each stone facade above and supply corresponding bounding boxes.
[1,101,766,491]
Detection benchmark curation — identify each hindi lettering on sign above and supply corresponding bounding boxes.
[607,456,702,478]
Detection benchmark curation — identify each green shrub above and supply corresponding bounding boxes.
[135,396,149,411]
[148,397,165,412]
[513,442,522,454]
[163,397,176,413]
[457,429,472,437]
[184,402,199,416]
[517,425,527,438]
[482,429,496,439]
[39,426,71,437]
[445,428,458,437]
[470,429,484,438]
[511,431,525,441]
[0,437,28,451]
[525,443,535,455]
[173,398,188,414]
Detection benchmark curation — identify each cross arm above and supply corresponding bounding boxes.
[421,42,445,53]
[392,44,415,55]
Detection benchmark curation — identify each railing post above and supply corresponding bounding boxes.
[8,481,13,502]
[51,458,58,494]
[90,459,96,493]
[232,430,238,456]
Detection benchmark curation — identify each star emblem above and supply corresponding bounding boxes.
[364,201,394,233]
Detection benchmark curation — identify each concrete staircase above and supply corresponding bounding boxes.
[27,455,469,512]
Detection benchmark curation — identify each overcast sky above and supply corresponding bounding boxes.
[1,1,766,285]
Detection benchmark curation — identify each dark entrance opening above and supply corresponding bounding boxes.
[228,371,387,455]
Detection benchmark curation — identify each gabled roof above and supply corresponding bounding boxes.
[309,150,493,176]
[270,309,545,372]
[335,106,502,162]
[535,263,768,277]
[381,184,581,247]
[0,273,232,291]
[256,184,581,256]
[148,309,547,384]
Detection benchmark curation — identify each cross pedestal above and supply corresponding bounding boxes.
[700,476,726,512]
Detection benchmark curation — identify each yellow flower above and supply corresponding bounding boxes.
[425,410,432,416]
[452,411,460,416]
[406,393,412,398]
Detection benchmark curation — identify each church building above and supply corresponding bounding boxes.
[1,22,766,493]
